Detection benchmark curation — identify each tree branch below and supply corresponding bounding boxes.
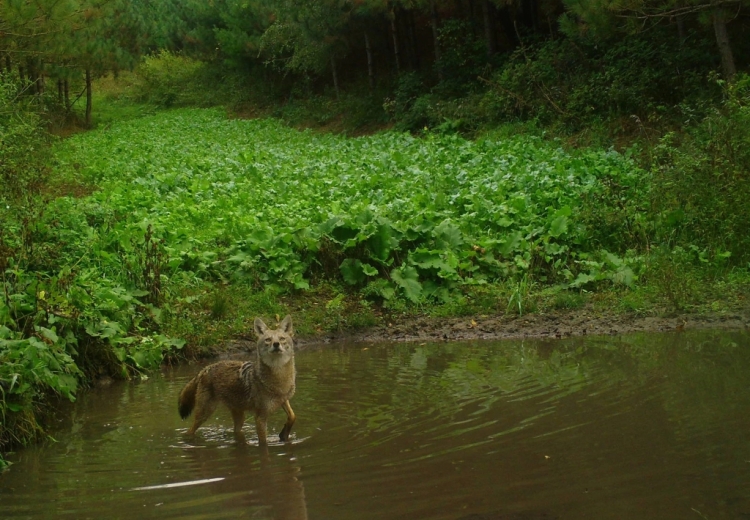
[615,0,741,20]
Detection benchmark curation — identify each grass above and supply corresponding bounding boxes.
[156,266,750,354]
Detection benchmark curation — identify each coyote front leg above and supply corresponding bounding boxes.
[279,400,296,442]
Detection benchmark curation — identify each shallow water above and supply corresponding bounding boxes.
[2,330,750,520]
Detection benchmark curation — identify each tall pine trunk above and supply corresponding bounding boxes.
[85,68,92,127]
[389,10,401,73]
[26,60,36,93]
[407,10,420,69]
[64,79,70,111]
[498,5,518,46]
[365,32,375,90]
[711,5,736,81]
[429,1,443,80]
[482,0,496,58]
[676,16,685,48]
[330,56,340,100]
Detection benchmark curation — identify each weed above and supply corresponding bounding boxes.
[617,291,648,314]
[324,293,346,332]
[550,290,586,310]
[209,291,231,320]
[647,250,696,311]
[507,276,536,316]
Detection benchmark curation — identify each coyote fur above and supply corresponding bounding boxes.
[178,315,296,443]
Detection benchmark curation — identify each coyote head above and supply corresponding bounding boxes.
[254,315,295,368]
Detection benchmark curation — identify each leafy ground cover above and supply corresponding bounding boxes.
[54,108,646,297]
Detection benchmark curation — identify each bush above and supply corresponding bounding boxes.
[1,73,187,462]
[480,31,716,131]
[651,74,750,264]
[135,51,219,108]
[434,19,488,96]
[0,73,50,202]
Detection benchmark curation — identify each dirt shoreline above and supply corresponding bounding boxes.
[334,309,750,345]
[218,307,750,354]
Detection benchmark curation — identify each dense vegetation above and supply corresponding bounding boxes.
[53,109,646,293]
[2,0,750,466]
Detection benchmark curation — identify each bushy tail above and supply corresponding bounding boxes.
[178,376,199,419]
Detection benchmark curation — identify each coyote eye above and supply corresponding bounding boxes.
[265,338,272,343]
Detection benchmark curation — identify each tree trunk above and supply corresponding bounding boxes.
[4,55,10,74]
[19,65,25,84]
[389,10,401,73]
[365,32,375,90]
[497,6,518,47]
[482,0,496,58]
[520,0,538,32]
[407,10,420,69]
[330,56,340,100]
[676,15,685,48]
[29,60,43,95]
[26,60,36,93]
[711,5,736,81]
[64,79,70,110]
[58,79,64,105]
[468,0,481,38]
[429,1,443,79]
[85,68,93,127]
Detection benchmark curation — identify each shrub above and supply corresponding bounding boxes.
[0,73,49,202]
[434,19,487,96]
[651,74,750,264]
[135,51,217,108]
[480,31,716,131]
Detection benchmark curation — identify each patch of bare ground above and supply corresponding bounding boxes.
[218,306,750,355]
[339,309,750,345]
[344,309,750,342]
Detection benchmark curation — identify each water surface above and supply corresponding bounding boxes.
[2,330,750,519]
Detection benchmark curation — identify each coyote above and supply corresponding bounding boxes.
[178,315,296,443]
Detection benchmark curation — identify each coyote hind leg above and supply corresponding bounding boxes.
[186,390,217,435]
[230,408,246,435]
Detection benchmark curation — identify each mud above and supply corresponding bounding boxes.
[221,307,750,354]
[345,308,750,344]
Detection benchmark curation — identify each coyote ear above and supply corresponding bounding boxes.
[254,317,269,337]
[279,315,294,336]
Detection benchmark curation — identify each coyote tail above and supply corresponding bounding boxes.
[178,375,199,419]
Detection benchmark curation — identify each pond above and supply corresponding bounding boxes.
[2,330,750,519]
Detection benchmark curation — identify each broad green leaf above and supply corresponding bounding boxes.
[340,259,366,285]
[391,266,422,302]
[368,222,397,261]
[433,220,464,249]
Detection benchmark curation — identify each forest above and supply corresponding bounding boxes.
[1,0,749,465]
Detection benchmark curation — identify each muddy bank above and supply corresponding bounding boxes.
[218,307,750,355]
[345,308,750,344]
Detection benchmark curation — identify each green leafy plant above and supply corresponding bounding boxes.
[48,108,656,302]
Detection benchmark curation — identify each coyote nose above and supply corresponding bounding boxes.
[272,342,281,351]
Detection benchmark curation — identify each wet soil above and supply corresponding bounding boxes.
[345,308,750,344]
[220,306,750,354]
